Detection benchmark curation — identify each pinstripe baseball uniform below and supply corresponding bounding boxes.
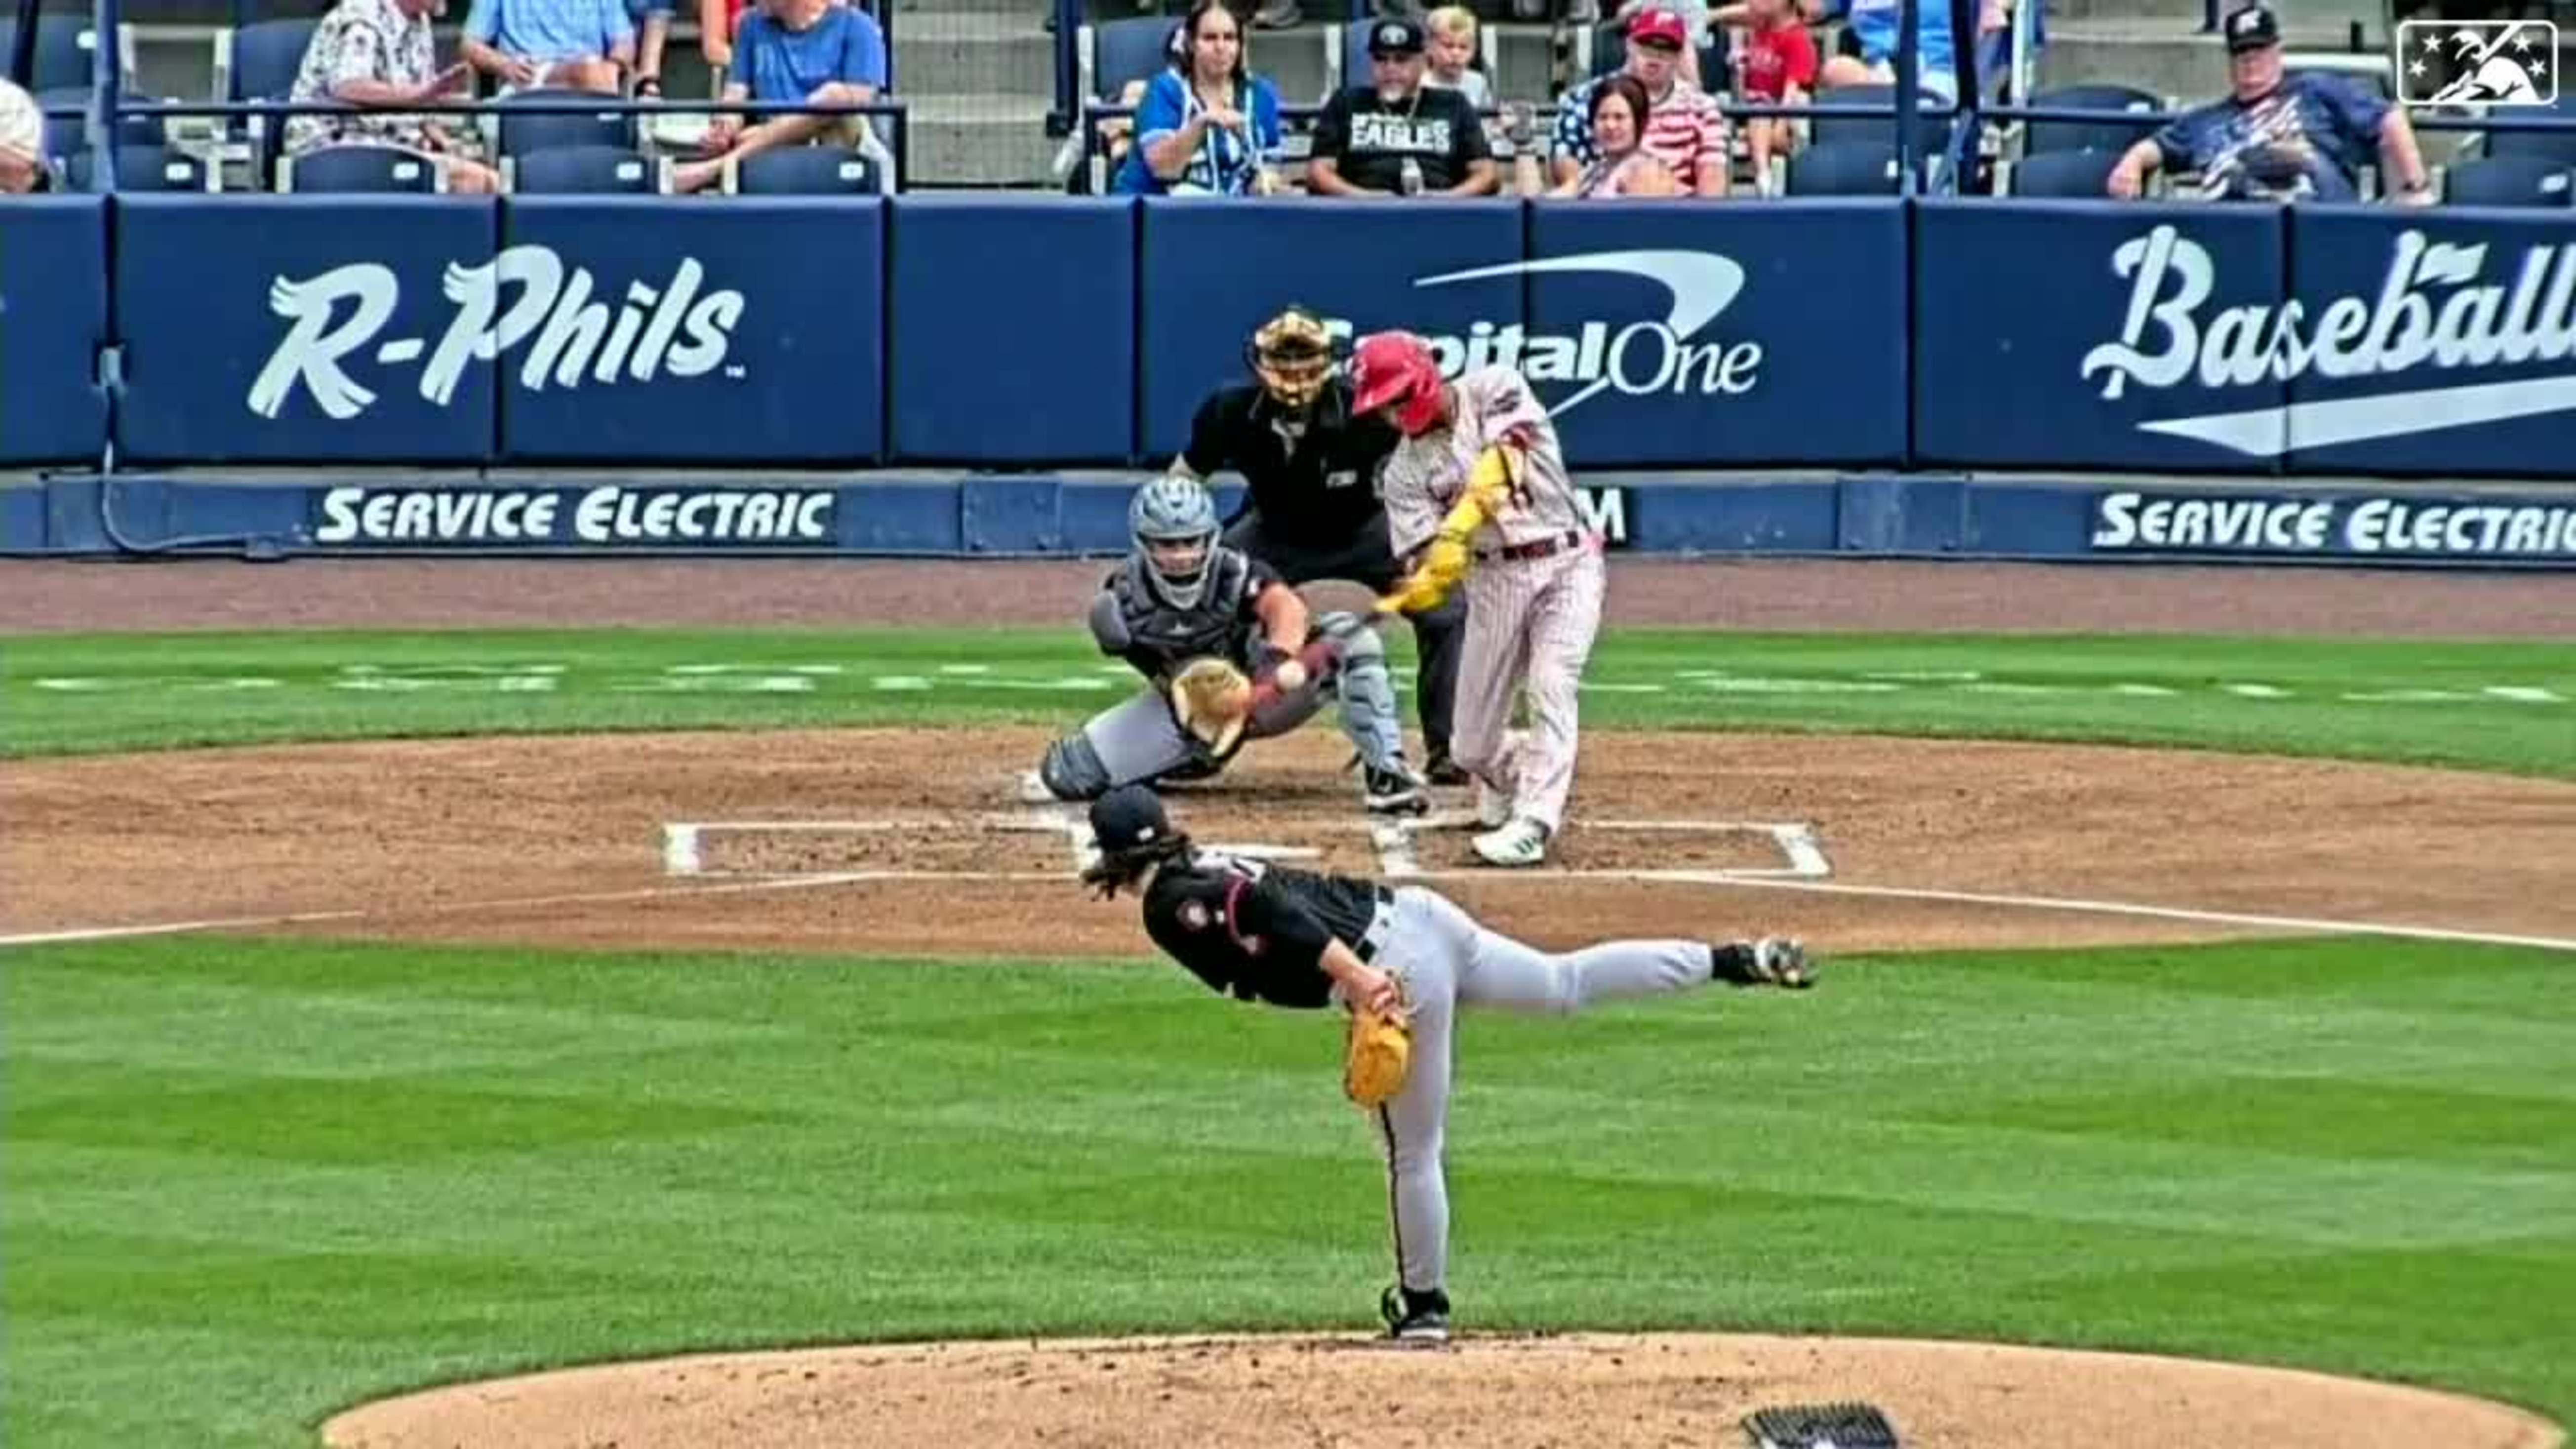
[1378,366,1606,835]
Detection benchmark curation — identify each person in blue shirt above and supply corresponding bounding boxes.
[1818,0,1959,103]
[459,0,633,94]
[675,0,889,193]
[2108,3,2431,204]
[1112,0,1285,197]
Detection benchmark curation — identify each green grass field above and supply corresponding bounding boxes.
[4,626,2571,1449]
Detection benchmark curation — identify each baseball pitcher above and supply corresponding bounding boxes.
[1080,783,1815,1342]
[1348,330,1606,868]
[1034,475,1424,811]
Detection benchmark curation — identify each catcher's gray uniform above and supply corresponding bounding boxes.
[1036,547,1408,801]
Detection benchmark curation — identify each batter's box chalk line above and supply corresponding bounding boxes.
[666,788,1835,885]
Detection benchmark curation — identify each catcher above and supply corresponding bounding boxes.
[1080,782,1817,1344]
[1035,474,1427,812]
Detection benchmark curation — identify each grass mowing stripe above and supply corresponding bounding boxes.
[3,629,2568,777]
[5,932,2571,1449]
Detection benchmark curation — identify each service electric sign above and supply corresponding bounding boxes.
[308,485,836,549]
[2090,489,2576,560]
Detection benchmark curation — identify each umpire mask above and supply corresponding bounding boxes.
[1248,306,1338,412]
[1129,475,1222,610]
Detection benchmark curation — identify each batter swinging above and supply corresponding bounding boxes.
[1351,331,1604,868]
[1080,783,1816,1342]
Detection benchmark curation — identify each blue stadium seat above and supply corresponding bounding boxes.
[496,87,636,158]
[37,86,168,155]
[282,143,439,192]
[736,145,877,194]
[219,16,319,181]
[2022,82,2162,156]
[67,144,213,191]
[2006,146,2117,198]
[2482,95,2576,167]
[1809,83,1951,156]
[510,144,659,193]
[1786,137,1898,194]
[2443,155,2573,208]
[1086,15,1178,104]
[0,16,97,90]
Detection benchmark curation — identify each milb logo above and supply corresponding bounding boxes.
[248,244,748,421]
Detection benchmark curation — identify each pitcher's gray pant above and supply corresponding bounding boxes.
[1350,887,1716,1297]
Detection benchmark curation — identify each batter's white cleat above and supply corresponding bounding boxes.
[1472,816,1550,867]
[1474,779,1513,830]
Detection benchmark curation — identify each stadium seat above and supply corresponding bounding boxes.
[1786,137,1898,194]
[2443,155,2574,208]
[496,87,636,158]
[735,145,877,194]
[1809,83,1950,156]
[2482,95,2576,167]
[36,86,168,155]
[280,143,439,192]
[217,16,320,181]
[1083,15,1178,105]
[2022,82,2161,156]
[0,16,98,90]
[2005,146,2117,198]
[67,144,214,191]
[509,144,659,193]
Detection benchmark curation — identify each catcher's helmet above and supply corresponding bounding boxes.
[1247,306,1339,411]
[1128,474,1222,610]
[1349,331,1446,437]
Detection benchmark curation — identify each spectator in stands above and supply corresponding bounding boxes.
[1310,16,1498,196]
[671,0,887,193]
[1514,73,1679,195]
[1818,0,1957,105]
[628,0,672,95]
[1112,0,1284,195]
[2107,3,2431,205]
[699,0,747,73]
[1423,6,1492,109]
[1549,7,1728,195]
[0,75,49,193]
[459,0,634,94]
[283,0,500,193]
[1609,0,1711,89]
[1719,0,1815,188]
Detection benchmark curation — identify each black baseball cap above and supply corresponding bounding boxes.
[1090,784,1174,855]
[1368,16,1425,56]
[2224,3,2280,53]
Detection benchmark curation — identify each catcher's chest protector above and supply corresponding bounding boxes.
[1116,551,1258,676]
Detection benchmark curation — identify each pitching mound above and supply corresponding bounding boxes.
[320,1331,2564,1449]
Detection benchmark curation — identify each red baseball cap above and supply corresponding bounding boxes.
[1627,6,1689,47]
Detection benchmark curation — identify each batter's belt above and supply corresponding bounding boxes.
[1476,528,1594,564]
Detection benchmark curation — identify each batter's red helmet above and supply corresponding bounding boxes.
[1349,332,1446,437]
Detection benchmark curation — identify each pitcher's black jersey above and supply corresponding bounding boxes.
[1140,852,1390,1009]
[1102,548,1283,683]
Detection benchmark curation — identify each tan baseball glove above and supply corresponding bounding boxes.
[1343,988,1414,1109]
[1168,656,1254,755]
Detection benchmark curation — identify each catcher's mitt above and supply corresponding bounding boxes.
[1168,656,1254,755]
[1343,987,1414,1109]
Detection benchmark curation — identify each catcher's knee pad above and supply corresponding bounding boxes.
[1038,733,1112,801]
[1313,610,1387,666]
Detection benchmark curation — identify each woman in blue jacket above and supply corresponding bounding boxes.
[1113,0,1285,196]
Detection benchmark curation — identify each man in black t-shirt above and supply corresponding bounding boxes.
[1080,783,1817,1344]
[1171,307,1469,787]
[1307,17,1499,197]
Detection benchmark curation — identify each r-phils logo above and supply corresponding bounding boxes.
[248,244,747,420]
[1327,249,1763,417]
[2083,225,2576,455]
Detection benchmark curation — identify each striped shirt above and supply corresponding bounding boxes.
[1551,75,1729,191]
[1379,366,1585,557]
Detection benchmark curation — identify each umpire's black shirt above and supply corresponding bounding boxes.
[1182,379,1399,549]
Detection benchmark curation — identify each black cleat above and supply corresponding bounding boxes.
[1379,1284,1451,1343]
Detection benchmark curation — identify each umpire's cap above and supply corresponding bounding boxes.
[1090,784,1175,855]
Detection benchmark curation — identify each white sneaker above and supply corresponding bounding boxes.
[1472,816,1549,867]
[1475,779,1513,830]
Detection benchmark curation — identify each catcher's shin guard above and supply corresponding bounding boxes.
[1038,734,1113,802]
